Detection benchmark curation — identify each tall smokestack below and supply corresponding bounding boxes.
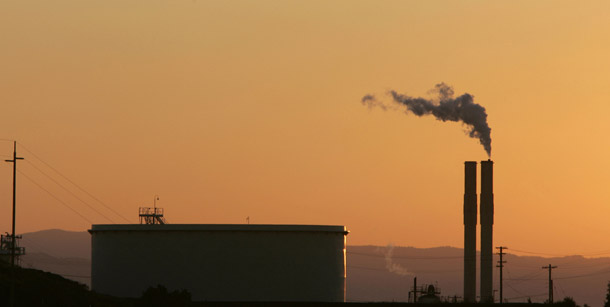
[463,161,477,303]
[480,160,494,302]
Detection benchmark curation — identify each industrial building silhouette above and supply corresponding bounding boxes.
[89,223,348,302]
[87,160,496,303]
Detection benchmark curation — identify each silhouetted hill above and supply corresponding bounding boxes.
[15,230,610,306]
[0,261,131,307]
[19,229,92,287]
[21,252,91,287]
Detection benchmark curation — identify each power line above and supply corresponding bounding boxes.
[18,170,93,224]
[23,159,114,223]
[504,270,547,303]
[555,267,610,280]
[17,143,131,223]
[506,263,549,269]
[510,249,567,257]
[511,247,610,258]
[578,250,610,257]
[347,265,388,272]
[505,293,547,301]
[505,264,610,281]
[504,282,528,298]
[555,280,567,299]
[504,265,610,281]
[559,263,610,270]
[504,268,546,284]
[506,268,545,279]
[505,273,548,302]
[506,261,610,270]
[347,251,463,260]
[347,264,461,274]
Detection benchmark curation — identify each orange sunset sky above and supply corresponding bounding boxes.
[1,0,610,256]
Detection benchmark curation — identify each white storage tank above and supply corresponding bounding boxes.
[89,224,348,302]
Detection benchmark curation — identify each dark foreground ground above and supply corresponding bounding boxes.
[196,304,561,307]
[1,262,570,307]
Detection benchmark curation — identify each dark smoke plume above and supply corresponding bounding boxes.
[362,83,492,156]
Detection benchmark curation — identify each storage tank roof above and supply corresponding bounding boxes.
[89,224,348,234]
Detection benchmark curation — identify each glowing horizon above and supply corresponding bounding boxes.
[2,0,610,257]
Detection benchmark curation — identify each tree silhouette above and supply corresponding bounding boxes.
[604,282,610,307]
[561,296,579,307]
[137,285,191,307]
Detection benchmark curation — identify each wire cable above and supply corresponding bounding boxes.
[555,280,567,299]
[505,293,547,301]
[510,247,610,258]
[347,265,388,272]
[19,170,93,224]
[18,143,131,223]
[347,264,460,274]
[509,249,567,257]
[505,269,545,281]
[505,282,528,297]
[555,267,610,280]
[348,251,463,260]
[23,159,114,223]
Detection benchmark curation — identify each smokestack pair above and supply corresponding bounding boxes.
[463,160,494,303]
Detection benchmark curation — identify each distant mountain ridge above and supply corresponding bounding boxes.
[348,245,610,307]
[22,229,90,259]
[14,229,610,307]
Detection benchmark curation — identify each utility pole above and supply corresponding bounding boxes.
[542,264,557,303]
[5,141,23,307]
[5,141,23,267]
[412,276,418,303]
[496,246,508,303]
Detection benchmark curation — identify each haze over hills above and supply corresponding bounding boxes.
[16,229,610,307]
[348,245,610,306]
[22,229,90,259]
[20,229,91,287]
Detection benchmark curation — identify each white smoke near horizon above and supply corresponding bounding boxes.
[362,83,492,157]
[379,244,412,276]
